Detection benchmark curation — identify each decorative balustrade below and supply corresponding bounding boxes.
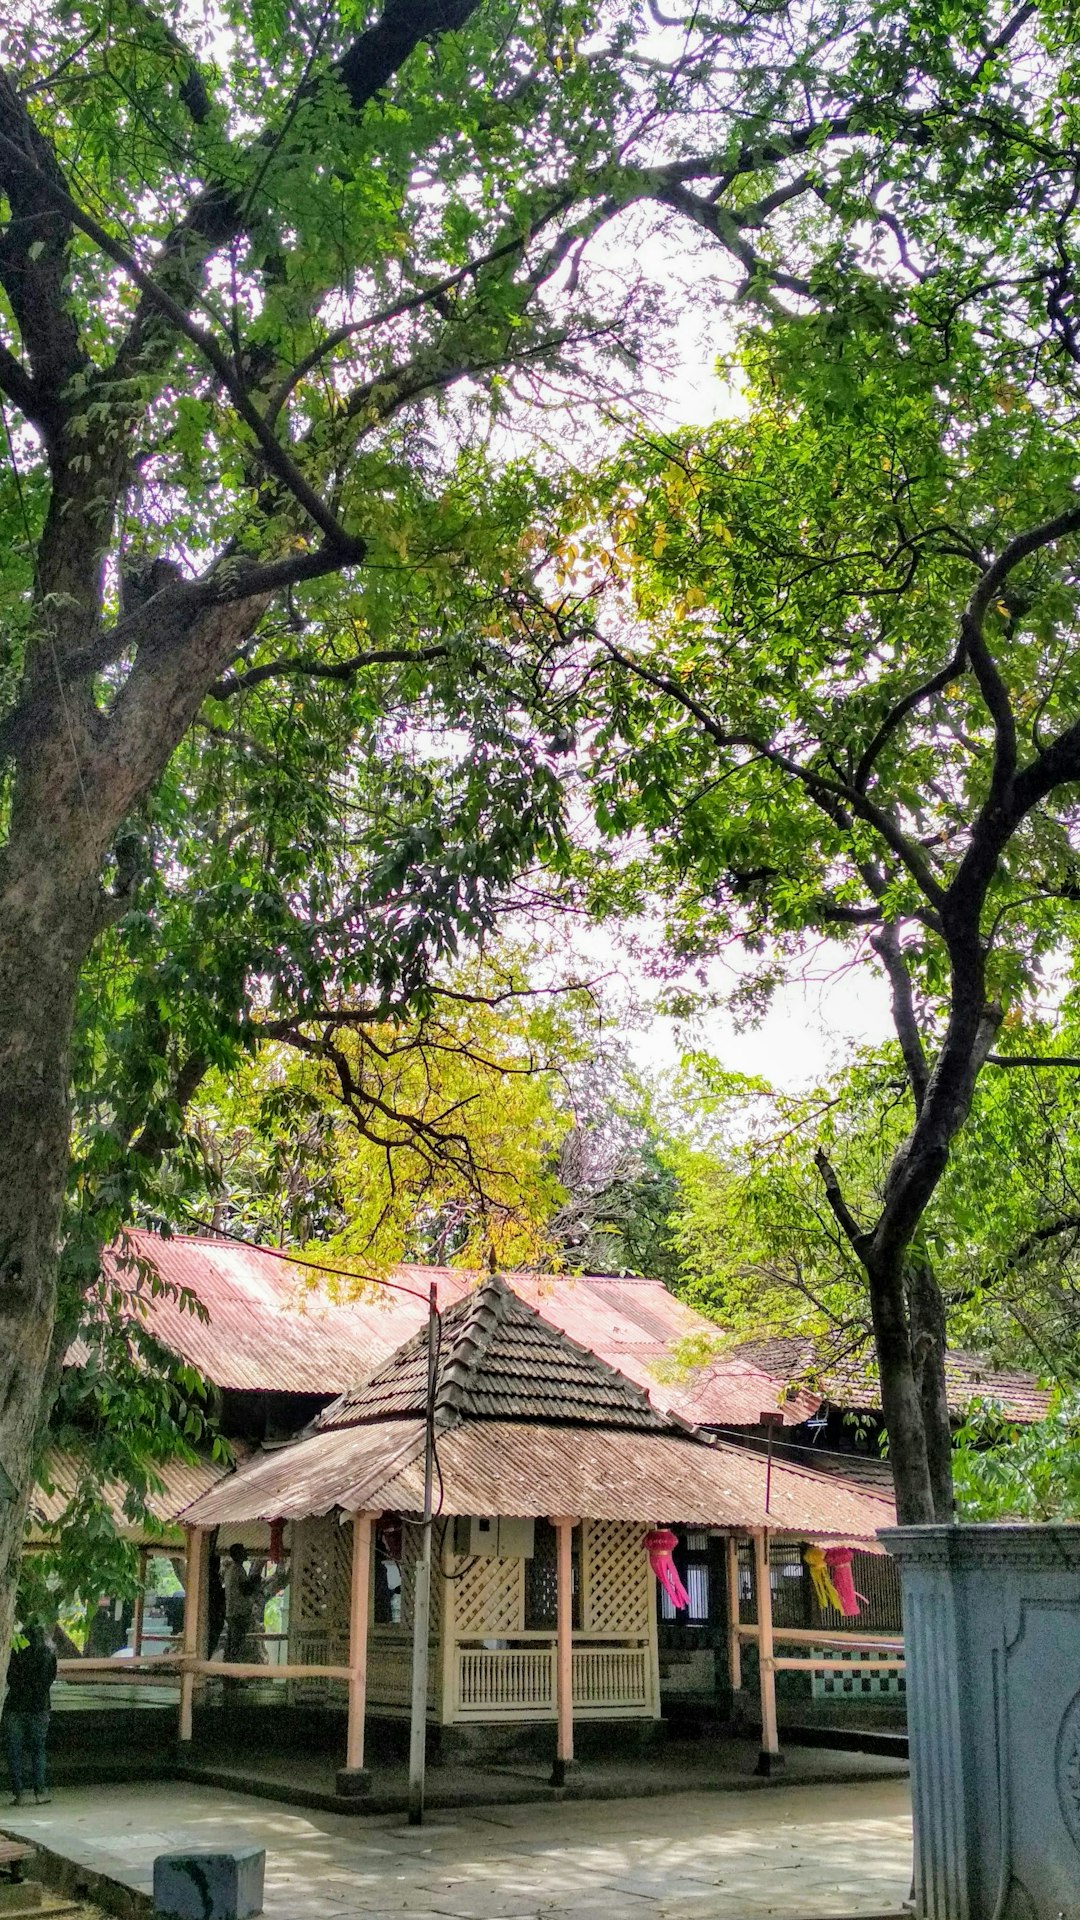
[456,1640,651,1720]
[572,1644,649,1711]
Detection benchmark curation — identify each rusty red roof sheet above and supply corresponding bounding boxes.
[183,1417,895,1545]
[79,1233,1047,1431]
[728,1335,1052,1425]
[74,1234,809,1424]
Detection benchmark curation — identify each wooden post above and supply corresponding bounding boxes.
[338,1512,374,1796]
[725,1536,742,1694]
[752,1527,781,1774]
[132,1546,147,1657]
[550,1515,578,1786]
[178,1526,204,1743]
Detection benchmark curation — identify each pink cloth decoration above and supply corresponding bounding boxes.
[824,1547,863,1618]
[643,1529,690,1611]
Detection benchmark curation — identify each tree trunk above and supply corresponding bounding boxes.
[866,1250,938,1524]
[907,1257,954,1522]
[0,848,98,1693]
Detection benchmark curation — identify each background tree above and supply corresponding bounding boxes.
[664,1039,1080,1385]
[578,293,1080,1521]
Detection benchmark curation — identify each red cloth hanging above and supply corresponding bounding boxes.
[643,1528,691,1611]
[269,1518,286,1565]
[823,1546,863,1618]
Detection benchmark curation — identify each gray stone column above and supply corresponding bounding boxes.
[882,1524,1080,1920]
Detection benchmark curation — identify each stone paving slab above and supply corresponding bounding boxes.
[1,1778,912,1920]
[173,1737,907,1819]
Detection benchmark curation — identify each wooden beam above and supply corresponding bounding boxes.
[178,1526,203,1743]
[346,1513,374,1773]
[734,1625,905,1652]
[725,1536,742,1693]
[439,1525,457,1725]
[184,1659,353,1680]
[752,1528,780,1773]
[550,1515,578,1786]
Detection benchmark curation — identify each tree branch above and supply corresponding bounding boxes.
[814,1147,871,1253]
[986,1053,1080,1069]
[0,127,366,557]
[208,642,449,699]
[854,640,967,791]
[872,924,929,1113]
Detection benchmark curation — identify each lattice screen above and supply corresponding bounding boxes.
[400,1521,444,1637]
[582,1520,650,1635]
[452,1554,525,1637]
[290,1516,352,1633]
[286,1516,351,1704]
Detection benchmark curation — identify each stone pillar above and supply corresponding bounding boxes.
[882,1523,1080,1920]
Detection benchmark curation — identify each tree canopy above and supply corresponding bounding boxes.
[5,0,1080,1651]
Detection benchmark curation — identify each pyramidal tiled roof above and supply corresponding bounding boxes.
[317,1273,678,1435]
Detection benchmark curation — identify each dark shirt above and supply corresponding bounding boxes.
[3,1643,58,1716]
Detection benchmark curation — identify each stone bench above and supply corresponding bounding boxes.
[153,1847,265,1920]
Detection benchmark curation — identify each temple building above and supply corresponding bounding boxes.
[180,1273,898,1787]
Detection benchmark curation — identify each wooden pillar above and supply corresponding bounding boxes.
[752,1527,781,1774]
[725,1536,742,1694]
[339,1512,374,1794]
[550,1515,578,1786]
[178,1525,204,1743]
[132,1546,147,1658]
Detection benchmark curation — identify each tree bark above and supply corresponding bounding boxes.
[864,1248,937,1524]
[908,1256,954,1522]
[0,851,98,1669]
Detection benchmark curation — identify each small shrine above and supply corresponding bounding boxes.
[181,1274,897,1786]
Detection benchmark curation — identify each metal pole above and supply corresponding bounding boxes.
[408,1281,439,1826]
[760,1409,783,1515]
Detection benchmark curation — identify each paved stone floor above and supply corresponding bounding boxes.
[2,1777,912,1919]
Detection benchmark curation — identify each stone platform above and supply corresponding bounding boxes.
[1,1776,913,1920]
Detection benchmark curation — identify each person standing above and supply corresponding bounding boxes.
[2,1625,58,1807]
[219,1543,253,1666]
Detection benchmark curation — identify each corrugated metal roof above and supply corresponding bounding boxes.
[320,1276,673,1434]
[72,1237,815,1426]
[728,1335,1052,1425]
[83,1232,416,1393]
[28,1447,234,1542]
[184,1422,428,1524]
[183,1418,894,1545]
[76,1234,1047,1430]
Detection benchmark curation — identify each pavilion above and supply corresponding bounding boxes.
[179,1273,900,1793]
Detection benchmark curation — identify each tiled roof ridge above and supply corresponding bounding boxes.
[433,1273,517,1425]
[474,1276,691,1433]
[318,1272,693,1436]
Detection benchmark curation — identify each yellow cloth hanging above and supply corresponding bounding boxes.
[804,1544,843,1613]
